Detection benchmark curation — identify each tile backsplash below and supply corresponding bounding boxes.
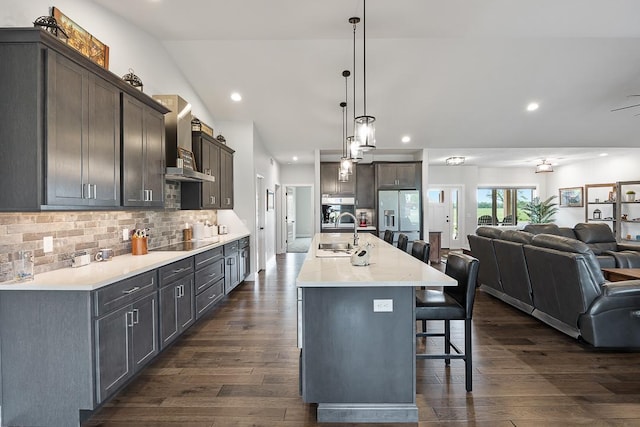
[0,182,217,283]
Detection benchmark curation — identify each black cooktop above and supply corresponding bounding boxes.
[153,240,217,252]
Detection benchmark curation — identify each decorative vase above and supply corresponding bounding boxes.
[627,194,636,202]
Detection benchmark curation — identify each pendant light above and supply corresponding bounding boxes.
[535,159,554,173]
[348,16,363,161]
[339,70,354,176]
[354,0,376,151]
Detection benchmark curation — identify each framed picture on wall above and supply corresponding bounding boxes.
[266,190,274,211]
[559,187,584,207]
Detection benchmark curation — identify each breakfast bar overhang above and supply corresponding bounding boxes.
[296,233,456,423]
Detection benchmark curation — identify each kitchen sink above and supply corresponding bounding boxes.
[318,242,354,251]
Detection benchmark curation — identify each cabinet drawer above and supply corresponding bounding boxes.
[158,257,194,288]
[238,236,249,248]
[195,258,225,294]
[224,241,239,255]
[196,278,224,319]
[194,246,224,270]
[94,270,156,317]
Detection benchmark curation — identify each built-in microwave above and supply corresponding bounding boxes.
[321,196,355,225]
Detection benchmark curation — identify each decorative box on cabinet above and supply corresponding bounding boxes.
[158,257,195,348]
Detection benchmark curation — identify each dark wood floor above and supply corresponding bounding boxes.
[85,253,640,426]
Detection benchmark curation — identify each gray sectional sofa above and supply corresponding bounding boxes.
[468,225,640,347]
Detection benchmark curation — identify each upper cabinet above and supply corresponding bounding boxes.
[181,132,234,210]
[320,162,356,196]
[122,94,165,208]
[376,163,421,189]
[0,28,168,211]
[355,163,375,208]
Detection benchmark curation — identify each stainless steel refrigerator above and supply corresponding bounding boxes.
[378,190,421,245]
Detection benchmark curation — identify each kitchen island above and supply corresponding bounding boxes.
[297,232,456,423]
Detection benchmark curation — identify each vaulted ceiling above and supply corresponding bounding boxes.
[94,0,640,166]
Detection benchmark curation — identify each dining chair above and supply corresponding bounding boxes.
[415,252,480,392]
[383,230,394,244]
[397,233,408,252]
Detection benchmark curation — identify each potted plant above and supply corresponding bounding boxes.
[522,196,559,223]
[626,190,636,202]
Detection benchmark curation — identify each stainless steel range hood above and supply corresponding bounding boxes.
[153,94,215,183]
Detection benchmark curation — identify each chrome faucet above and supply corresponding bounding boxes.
[336,212,359,246]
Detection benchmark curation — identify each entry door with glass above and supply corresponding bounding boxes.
[427,186,463,249]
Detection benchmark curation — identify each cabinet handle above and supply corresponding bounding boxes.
[208,294,217,300]
[172,268,186,273]
[212,196,216,204]
[132,308,139,325]
[127,311,134,327]
[226,198,231,205]
[92,184,98,199]
[175,285,181,298]
[180,284,185,298]
[122,286,140,294]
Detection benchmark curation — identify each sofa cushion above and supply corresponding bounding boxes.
[500,230,533,244]
[573,223,617,254]
[523,223,561,235]
[475,226,503,239]
[558,227,577,239]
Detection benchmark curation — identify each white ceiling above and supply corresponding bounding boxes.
[93,0,640,166]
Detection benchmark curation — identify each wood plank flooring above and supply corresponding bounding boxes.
[85,253,640,426]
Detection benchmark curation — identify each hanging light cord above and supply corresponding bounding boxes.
[363,0,367,117]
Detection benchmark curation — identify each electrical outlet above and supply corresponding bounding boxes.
[373,299,393,312]
[123,228,130,241]
[43,236,53,253]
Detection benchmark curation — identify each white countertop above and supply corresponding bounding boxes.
[296,233,456,288]
[0,232,250,291]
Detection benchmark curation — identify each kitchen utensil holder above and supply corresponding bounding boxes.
[13,250,34,281]
[183,228,193,241]
[131,237,148,255]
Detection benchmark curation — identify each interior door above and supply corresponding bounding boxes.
[256,175,266,271]
[428,186,463,249]
[286,187,296,250]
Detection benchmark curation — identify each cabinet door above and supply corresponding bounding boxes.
[95,304,132,403]
[356,163,375,208]
[376,164,398,188]
[239,246,250,281]
[224,253,240,294]
[209,142,221,208]
[88,75,120,206]
[159,282,179,348]
[131,292,158,370]
[396,163,418,188]
[144,108,165,207]
[122,95,145,205]
[220,148,234,209]
[338,164,356,195]
[177,276,195,331]
[200,140,213,207]
[320,163,338,195]
[46,51,89,206]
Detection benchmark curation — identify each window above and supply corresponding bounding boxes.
[477,187,534,226]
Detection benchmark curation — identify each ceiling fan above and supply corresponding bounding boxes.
[611,95,640,114]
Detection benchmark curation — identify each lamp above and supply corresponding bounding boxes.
[353,0,376,151]
[535,159,554,173]
[339,71,354,176]
[347,17,363,162]
[446,156,465,166]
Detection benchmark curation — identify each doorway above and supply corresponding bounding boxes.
[285,185,313,253]
[427,185,464,249]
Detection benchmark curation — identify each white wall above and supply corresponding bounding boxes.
[281,164,314,185]
[3,1,214,125]
[253,128,280,267]
[295,187,313,237]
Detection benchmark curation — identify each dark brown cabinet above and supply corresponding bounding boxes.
[356,163,375,208]
[122,94,166,207]
[377,163,421,189]
[320,162,356,196]
[182,132,235,210]
[158,258,195,349]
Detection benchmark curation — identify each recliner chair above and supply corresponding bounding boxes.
[573,223,640,268]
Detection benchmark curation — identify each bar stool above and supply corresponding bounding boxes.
[383,230,394,244]
[411,240,430,264]
[415,252,479,392]
[397,233,408,252]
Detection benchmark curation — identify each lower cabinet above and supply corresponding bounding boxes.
[239,236,250,282]
[224,241,240,294]
[94,271,159,404]
[194,246,226,319]
[158,258,195,349]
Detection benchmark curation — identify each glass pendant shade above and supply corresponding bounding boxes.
[340,157,354,175]
[348,136,363,161]
[338,166,349,182]
[355,115,376,151]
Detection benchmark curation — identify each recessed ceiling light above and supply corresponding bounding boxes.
[292,156,298,161]
[230,92,242,102]
[401,136,411,143]
[599,153,608,157]
[526,102,539,112]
